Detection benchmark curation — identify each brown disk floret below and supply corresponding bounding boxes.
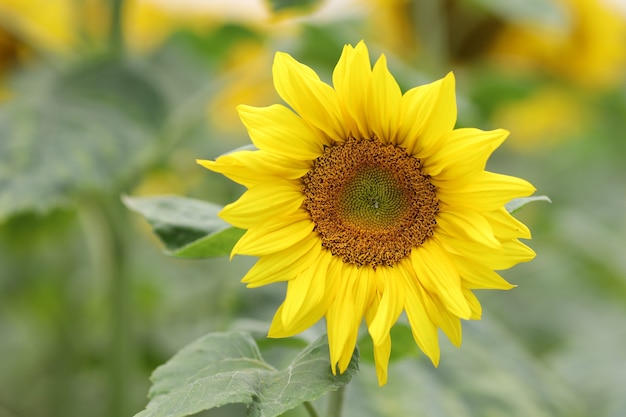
[302,137,439,268]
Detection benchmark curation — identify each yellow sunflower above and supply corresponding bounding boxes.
[198,41,536,386]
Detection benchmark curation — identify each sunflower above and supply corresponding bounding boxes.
[198,41,536,386]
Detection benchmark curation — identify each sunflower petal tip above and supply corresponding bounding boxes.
[273,51,296,67]
[330,363,338,376]
[228,244,239,260]
[444,71,455,81]
[430,354,441,368]
[352,39,368,51]
[196,159,213,168]
[376,373,388,387]
[235,103,250,113]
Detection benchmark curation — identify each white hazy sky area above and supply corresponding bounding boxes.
[145,0,367,22]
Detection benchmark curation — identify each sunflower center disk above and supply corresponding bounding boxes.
[302,138,439,268]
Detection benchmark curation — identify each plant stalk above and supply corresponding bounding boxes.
[414,0,449,72]
[303,401,320,417]
[109,0,125,53]
[327,386,346,417]
[79,199,133,417]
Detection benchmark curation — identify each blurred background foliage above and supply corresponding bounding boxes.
[0,0,625,416]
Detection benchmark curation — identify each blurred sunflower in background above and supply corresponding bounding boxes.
[491,87,588,152]
[489,0,626,89]
[438,0,626,150]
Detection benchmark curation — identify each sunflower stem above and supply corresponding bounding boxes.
[327,386,346,417]
[303,401,321,417]
[78,198,133,417]
[109,0,125,53]
[414,0,449,72]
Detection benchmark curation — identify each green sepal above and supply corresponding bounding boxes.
[506,195,551,214]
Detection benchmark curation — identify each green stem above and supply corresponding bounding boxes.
[303,401,320,417]
[414,0,449,72]
[78,199,132,417]
[109,0,125,53]
[327,386,346,417]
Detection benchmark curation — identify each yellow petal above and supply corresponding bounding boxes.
[326,261,362,374]
[463,287,483,320]
[237,104,326,160]
[372,336,391,386]
[220,181,304,229]
[367,266,405,346]
[444,236,535,270]
[268,252,339,337]
[398,72,456,158]
[365,296,392,386]
[498,239,536,268]
[268,302,326,338]
[411,239,471,319]
[454,256,516,290]
[399,264,441,366]
[483,207,532,240]
[273,52,346,142]
[352,263,376,319]
[241,233,321,287]
[368,54,402,144]
[436,209,501,248]
[197,150,310,188]
[424,128,508,181]
[422,292,463,347]
[281,253,330,328]
[231,211,314,257]
[332,41,372,138]
[437,171,536,211]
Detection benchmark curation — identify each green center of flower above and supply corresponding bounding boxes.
[340,167,406,230]
[302,137,439,268]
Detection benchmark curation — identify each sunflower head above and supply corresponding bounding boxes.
[198,41,536,386]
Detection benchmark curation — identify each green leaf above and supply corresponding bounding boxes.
[135,331,359,417]
[0,57,167,221]
[505,195,551,214]
[122,195,244,258]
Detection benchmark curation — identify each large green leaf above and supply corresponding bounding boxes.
[135,331,359,417]
[0,58,167,221]
[123,195,244,258]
